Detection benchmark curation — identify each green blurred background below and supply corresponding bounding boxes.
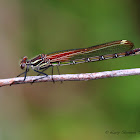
[1,0,140,139]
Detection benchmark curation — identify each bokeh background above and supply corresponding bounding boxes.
[1,0,140,139]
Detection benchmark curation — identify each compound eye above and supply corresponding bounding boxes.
[23,56,28,61]
[20,63,26,69]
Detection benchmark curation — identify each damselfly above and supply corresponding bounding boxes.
[17,40,140,81]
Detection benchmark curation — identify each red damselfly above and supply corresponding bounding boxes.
[17,40,140,81]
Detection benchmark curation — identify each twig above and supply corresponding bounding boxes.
[0,68,140,87]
